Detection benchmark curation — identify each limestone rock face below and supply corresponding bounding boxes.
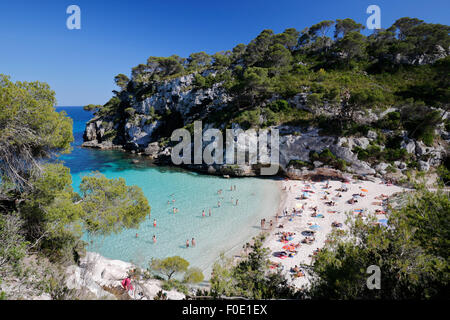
[418,160,431,172]
[144,142,160,157]
[375,162,389,174]
[135,72,232,120]
[401,139,416,154]
[65,252,185,300]
[125,118,160,148]
[82,71,448,178]
[367,130,378,140]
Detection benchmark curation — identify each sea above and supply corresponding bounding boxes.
[56,106,281,277]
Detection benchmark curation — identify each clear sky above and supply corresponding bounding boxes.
[1,0,449,106]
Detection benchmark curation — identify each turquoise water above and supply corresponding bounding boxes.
[57,107,281,275]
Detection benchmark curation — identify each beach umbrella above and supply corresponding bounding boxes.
[361,189,368,192]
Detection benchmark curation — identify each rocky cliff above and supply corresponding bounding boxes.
[82,69,449,181]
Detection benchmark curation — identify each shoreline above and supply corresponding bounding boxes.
[259,176,405,289]
[82,173,407,290]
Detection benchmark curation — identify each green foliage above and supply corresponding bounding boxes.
[288,159,314,170]
[83,104,102,112]
[212,52,232,68]
[114,74,130,90]
[79,172,150,236]
[309,188,449,299]
[376,111,401,130]
[437,156,450,186]
[0,75,73,188]
[309,148,348,170]
[161,279,188,295]
[334,18,365,39]
[124,107,135,117]
[187,52,212,71]
[149,256,190,280]
[210,234,295,299]
[0,213,29,273]
[183,267,205,284]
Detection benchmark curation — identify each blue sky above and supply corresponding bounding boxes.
[1,0,449,106]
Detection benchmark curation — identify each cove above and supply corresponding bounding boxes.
[57,107,281,277]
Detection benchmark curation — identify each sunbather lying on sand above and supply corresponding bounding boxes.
[332,221,343,228]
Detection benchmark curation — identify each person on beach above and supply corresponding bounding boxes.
[121,277,133,292]
[192,238,196,247]
[153,219,156,227]
[186,240,189,248]
[152,235,156,243]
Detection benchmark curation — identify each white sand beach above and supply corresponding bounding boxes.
[261,177,405,289]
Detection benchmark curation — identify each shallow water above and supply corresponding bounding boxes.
[57,107,281,275]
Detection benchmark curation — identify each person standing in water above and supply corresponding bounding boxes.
[236,199,239,206]
[152,235,156,243]
[208,209,211,217]
[192,238,196,247]
[153,219,156,227]
[218,201,221,207]
[202,210,205,217]
[186,240,189,248]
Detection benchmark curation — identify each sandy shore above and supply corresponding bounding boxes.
[261,177,405,289]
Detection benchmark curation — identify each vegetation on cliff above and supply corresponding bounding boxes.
[91,17,448,144]
[84,17,449,180]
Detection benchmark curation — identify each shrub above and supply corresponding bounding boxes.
[124,107,135,117]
